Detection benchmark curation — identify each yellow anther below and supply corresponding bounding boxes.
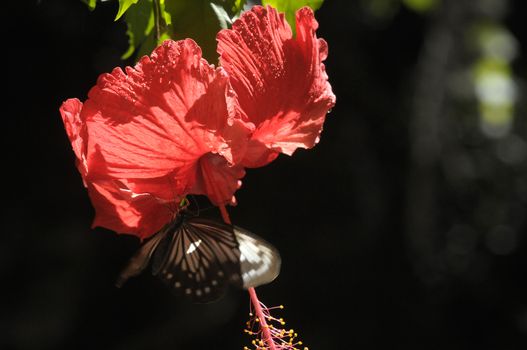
[255,318,260,322]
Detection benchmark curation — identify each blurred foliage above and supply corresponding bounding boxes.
[469,21,518,138]
[409,0,525,301]
[348,0,526,338]
[474,57,515,137]
[262,0,324,34]
[402,0,439,13]
[359,0,400,20]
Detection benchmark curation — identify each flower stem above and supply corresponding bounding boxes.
[218,204,277,350]
[218,204,232,225]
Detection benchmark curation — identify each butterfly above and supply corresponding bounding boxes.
[116,213,281,303]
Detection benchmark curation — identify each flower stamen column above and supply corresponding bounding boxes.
[218,204,278,350]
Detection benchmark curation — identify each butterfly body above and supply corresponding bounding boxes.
[117,215,280,303]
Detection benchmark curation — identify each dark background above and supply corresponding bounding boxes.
[4,0,527,349]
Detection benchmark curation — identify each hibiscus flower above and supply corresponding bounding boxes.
[60,5,334,240]
[218,6,335,167]
[61,40,252,239]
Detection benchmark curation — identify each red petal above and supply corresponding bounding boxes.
[88,180,173,240]
[84,39,249,179]
[242,139,279,168]
[217,6,335,165]
[60,39,252,238]
[60,98,88,176]
[78,144,176,239]
[192,153,245,206]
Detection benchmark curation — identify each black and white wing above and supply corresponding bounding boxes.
[234,226,281,289]
[152,217,243,303]
[116,216,281,303]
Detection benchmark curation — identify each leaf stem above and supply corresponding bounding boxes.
[152,0,162,43]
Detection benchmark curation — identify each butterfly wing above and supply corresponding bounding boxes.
[152,217,243,303]
[116,216,281,303]
[115,228,168,288]
[234,226,281,289]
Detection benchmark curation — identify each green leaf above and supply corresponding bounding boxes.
[121,0,154,59]
[210,3,235,29]
[121,0,245,61]
[116,0,140,21]
[262,0,323,34]
[81,0,97,10]
[121,0,173,60]
[164,0,246,63]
